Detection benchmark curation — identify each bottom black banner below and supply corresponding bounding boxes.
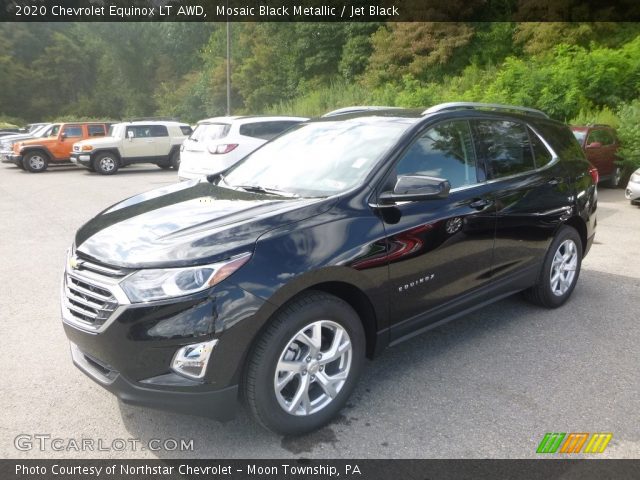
[0,459,640,480]
[2,459,639,480]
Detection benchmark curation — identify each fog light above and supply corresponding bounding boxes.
[79,155,90,161]
[171,339,218,380]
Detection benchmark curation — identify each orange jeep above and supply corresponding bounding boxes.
[11,122,111,172]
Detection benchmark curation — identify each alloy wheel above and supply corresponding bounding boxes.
[550,239,578,296]
[274,320,352,416]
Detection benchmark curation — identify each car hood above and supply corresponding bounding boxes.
[1,133,35,145]
[75,136,116,147]
[75,179,333,268]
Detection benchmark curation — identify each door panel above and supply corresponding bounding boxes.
[380,120,496,334]
[471,120,572,281]
[122,125,154,158]
[55,124,84,159]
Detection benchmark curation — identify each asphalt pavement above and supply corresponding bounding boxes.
[0,163,638,459]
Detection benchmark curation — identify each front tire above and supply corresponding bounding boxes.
[23,151,49,173]
[94,152,119,175]
[523,226,582,308]
[243,291,365,435]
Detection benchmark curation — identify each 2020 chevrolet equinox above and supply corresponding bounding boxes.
[61,103,597,435]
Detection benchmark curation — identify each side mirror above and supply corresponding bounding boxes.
[586,141,602,149]
[127,130,134,140]
[60,132,67,140]
[379,175,451,205]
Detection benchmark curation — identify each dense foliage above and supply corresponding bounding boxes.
[1,22,639,169]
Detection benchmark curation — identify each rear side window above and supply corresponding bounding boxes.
[396,120,477,189]
[191,123,230,142]
[180,126,193,136]
[535,122,586,161]
[471,120,534,180]
[149,125,169,137]
[529,128,553,168]
[88,125,106,137]
[62,125,83,138]
[240,121,301,141]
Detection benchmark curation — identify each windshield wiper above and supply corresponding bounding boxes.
[235,185,299,198]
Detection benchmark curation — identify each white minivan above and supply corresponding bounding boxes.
[178,116,307,180]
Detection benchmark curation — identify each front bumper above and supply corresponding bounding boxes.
[70,342,238,420]
[625,179,640,202]
[1,150,14,163]
[8,153,23,166]
[70,152,92,168]
[61,266,270,421]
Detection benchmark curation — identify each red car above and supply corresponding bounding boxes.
[570,124,621,187]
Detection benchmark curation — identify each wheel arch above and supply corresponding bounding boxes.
[22,145,52,160]
[563,216,588,257]
[91,148,121,164]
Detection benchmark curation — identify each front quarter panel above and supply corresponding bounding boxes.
[231,199,390,330]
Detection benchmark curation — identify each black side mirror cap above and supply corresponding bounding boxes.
[379,175,451,204]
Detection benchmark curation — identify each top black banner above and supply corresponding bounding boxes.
[2,0,640,22]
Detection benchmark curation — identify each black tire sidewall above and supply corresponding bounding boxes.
[170,150,180,170]
[247,293,365,435]
[539,226,583,307]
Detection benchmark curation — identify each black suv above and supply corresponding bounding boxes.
[61,103,597,435]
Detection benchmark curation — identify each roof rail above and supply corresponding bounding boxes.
[322,106,402,118]
[422,102,549,118]
[128,116,180,122]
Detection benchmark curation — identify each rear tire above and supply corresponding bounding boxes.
[243,291,365,435]
[23,151,49,173]
[94,152,119,175]
[523,226,582,308]
[157,162,172,170]
[607,167,622,188]
[170,150,180,170]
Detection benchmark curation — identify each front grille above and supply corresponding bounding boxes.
[63,255,130,331]
[64,274,119,328]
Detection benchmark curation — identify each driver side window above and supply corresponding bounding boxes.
[396,120,478,189]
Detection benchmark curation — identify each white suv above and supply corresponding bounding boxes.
[71,121,192,175]
[178,116,307,181]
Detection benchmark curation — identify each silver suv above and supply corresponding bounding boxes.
[71,121,192,175]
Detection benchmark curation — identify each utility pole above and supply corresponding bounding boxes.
[226,20,231,116]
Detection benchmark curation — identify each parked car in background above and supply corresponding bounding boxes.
[178,116,307,181]
[71,121,191,175]
[10,122,111,172]
[62,103,596,435]
[0,131,19,137]
[625,168,640,205]
[1,123,53,164]
[21,122,50,133]
[570,124,621,187]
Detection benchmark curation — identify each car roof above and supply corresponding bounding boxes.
[196,116,308,125]
[115,121,189,126]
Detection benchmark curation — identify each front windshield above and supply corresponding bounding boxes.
[108,123,125,138]
[30,124,49,136]
[223,119,409,197]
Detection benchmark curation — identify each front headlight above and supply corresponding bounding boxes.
[120,252,251,303]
